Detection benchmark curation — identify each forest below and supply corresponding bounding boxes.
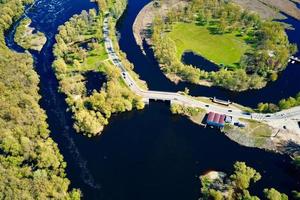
[53,2,144,137]
[151,0,297,91]
[0,0,80,199]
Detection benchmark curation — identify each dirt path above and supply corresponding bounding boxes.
[260,0,300,20]
[232,0,285,19]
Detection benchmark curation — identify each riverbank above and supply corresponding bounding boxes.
[169,101,300,156]
[183,114,300,156]
[233,0,300,20]
[133,0,188,53]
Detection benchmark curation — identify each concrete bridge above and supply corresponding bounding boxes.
[103,17,300,134]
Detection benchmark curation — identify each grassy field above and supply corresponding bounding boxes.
[224,119,273,147]
[240,119,272,146]
[167,23,250,67]
[85,43,108,67]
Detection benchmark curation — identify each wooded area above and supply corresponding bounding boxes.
[0,0,80,199]
[53,1,143,137]
[151,0,297,91]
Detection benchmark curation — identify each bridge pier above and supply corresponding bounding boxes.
[142,98,150,105]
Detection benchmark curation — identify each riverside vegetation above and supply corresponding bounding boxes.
[14,17,47,51]
[1,0,299,199]
[151,0,297,91]
[53,1,144,137]
[257,92,300,113]
[200,162,296,200]
[0,0,80,198]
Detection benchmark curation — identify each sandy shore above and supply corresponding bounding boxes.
[133,0,188,53]
[260,0,300,20]
[234,0,300,20]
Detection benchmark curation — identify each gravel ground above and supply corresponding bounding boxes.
[232,0,285,19]
[234,0,300,20]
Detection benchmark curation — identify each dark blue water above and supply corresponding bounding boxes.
[182,51,219,72]
[85,71,106,96]
[117,0,300,107]
[4,0,300,199]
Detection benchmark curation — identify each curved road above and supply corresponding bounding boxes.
[103,16,300,134]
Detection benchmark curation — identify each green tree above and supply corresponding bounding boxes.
[264,188,288,200]
[230,162,261,191]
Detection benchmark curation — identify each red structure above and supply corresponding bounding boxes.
[207,112,225,127]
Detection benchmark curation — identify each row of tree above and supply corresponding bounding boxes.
[0,0,80,199]
[53,5,144,137]
[151,0,297,91]
[257,92,300,113]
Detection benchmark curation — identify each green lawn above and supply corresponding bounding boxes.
[76,42,108,71]
[167,23,250,67]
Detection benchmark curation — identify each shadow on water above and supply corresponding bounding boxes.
[4,0,300,199]
[84,71,106,96]
[182,51,219,72]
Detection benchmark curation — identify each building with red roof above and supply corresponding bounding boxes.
[207,112,226,128]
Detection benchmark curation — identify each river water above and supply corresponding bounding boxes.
[4,0,300,199]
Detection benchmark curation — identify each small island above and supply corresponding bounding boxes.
[14,17,47,52]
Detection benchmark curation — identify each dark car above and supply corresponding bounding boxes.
[243,112,251,116]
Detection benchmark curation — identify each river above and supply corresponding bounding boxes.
[4,0,300,199]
